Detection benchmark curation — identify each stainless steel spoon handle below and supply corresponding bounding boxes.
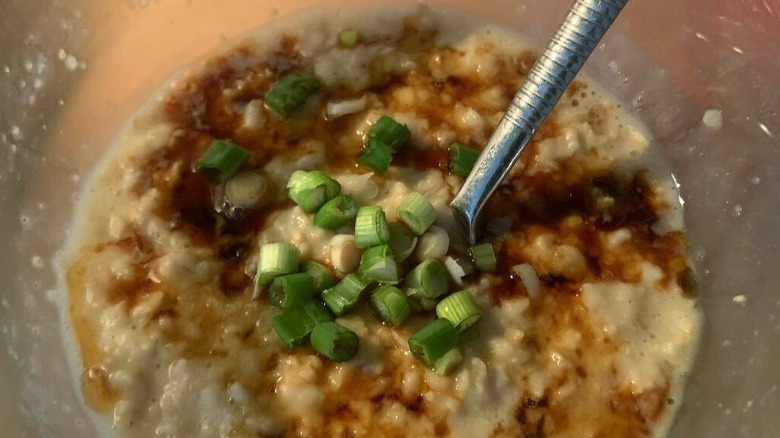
[450,0,629,244]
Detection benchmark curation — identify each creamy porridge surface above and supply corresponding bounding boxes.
[64,5,701,438]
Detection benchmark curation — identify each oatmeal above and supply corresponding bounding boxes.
[64,5,701,437]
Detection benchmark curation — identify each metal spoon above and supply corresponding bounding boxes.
[450,0,629,244]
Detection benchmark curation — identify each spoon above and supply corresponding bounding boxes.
[450,0,629,244]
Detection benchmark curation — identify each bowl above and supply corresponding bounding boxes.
[1,0,778,436]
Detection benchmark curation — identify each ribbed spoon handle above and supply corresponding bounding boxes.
[450,0,629,244]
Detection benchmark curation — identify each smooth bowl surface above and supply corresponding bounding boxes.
[1,0,778,436]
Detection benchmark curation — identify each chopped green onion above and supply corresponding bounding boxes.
[434,347,463,376]
[414,226,449,260]
[338,29,360,47]
[311,321,359,362]
[354,206,390,248]
[195,140,250,181]
[272,300,333,348]
[322,273,371,316]
[302,299,334,325]
[470,242,497,271]
[370,286,411,327]
[314,195,359,230]
[368,116,411,152]
[272,307,311,348]
[265,72,322,115]
[357,139,394,175]
[436,290,482,332]
[303,261,337,292]
[408,318,458,365]
[287,170,341,213]
[448,143,480,177]
[388,222,417,262]
[359,245,399,284]
[443,255,474,286]
[269,273,316,308]
[254,243,300,297]
[405,259,450,299]
[226,171,269,209]
[510,263,541,299]
[397,192,437,235]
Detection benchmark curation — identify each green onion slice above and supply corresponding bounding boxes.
[302,299,334,325]
[357,139,394,175]
[359,244,399,284]
[311,321,359,362]
[434,347,463,376]
[354,205,390,248]
[225,171,269,209]
[302,261,337,292]
[287,170,341,213]
[265,72,322,115]
[388,222,417,262]
[269,273,316,308]
[443,255,474,286]
[368,116,411,152]
[370,285,411,327]
[414,226,449,260]
[405,259,450,299]
[272,300,333,348]
[254,243,300,298]
[436,290,482,332]
[338,29,360,47]
[314,195,359,230]
[470,242,497,272]
[448,143,480,178]
[195,140,250,182]
[322,273,371,316]
[397,192,437,235]
[408,318,458,365]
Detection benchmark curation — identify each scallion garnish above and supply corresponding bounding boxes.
[414,225,449,260]
[269,273,317,308]
[322,273,371,316]
[338,29,360,47]
[443,255,474,285]
[254,243,300,298]
[448,143,480,177]
[354,205,390,248]
[408,318,458,365]
[195,140,250,181]
[357,139,394,175]
[397,192,437,235]
[302,261,337,292]
[359,245,399,284]
[368,116,411,152]
[370,285,411,327]
[287,170,341,213]
[436,290,482,332]
[470,242,497,271]
[388,222,417,262]
[404,259,450,299]
[302,299,334,324]
[272,300,333,348]
[265,71,322,115]
[434,347,463,376]
[311,321,359,362]
[314,195,359,230]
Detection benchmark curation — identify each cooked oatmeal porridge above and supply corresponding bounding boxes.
[63,5,701,437]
